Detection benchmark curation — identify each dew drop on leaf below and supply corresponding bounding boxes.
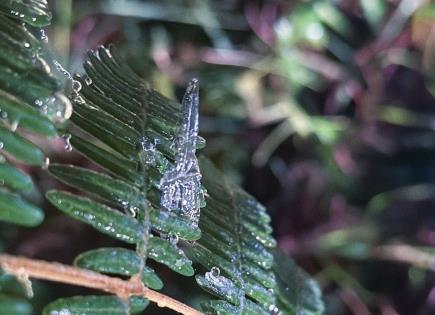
[10,120,19,132]
[168,232,179,245]
[209,266,220,278]
[63,134,72,152]
[72,80,82,93]
[40,29,48,43]
[42,157,50,170]
[37,93,73,123]
[53,60,73,81]
[138,137,156,166]
[84,76,93,85]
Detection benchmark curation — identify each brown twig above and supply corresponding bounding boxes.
[0,254,203,315]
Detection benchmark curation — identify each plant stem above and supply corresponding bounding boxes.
[0,254,203,315]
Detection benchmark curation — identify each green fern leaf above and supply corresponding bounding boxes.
[0,2,62,312]
[0,1,62,227]
[42,295,148,315]
[273,250,324,315]
[46,46,204,313]
[74,248,163,290]
[187,157,278,314]
[0,293,32,315]
[0,0,52,27]
[46,45,324,313]
[0,270,32,315]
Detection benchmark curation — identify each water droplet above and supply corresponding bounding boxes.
[40,29,48,43]
[38,93,72,123]
[84,76,93,85]
[72,80,82,93]
[54,60,72,79]
[34,55,51,73]
[42,157,50,170]
[0,142,3,150]
[23,42,30,48]
[1,110,8,119]
[268,304,281,314]
[168,232,179,245]
[63,134,72,152]
[138,137,156,165]
[10,120,19,132]
[210,266,220,278]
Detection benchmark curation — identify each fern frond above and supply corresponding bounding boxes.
[0,0,52,27]
[0,1,60,226]
[187,157,277,314]
[273,250,324,315]
[0,2,63,312]
[46,45,204,311]
[45,44,325,314]
[43,295,148,315]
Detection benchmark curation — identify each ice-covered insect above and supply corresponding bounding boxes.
[159,78,203,227]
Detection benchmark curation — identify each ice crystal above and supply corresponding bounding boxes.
[159,78,203,227]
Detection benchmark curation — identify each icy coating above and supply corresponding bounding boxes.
[159,78,203,227]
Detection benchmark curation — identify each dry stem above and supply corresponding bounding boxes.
[0,254,203,315]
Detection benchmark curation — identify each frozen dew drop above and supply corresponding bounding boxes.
[10,120,19,132]
[23,42,30,48]
[53,60,72,80]
[72,80,82,93]
[84,76,92,85]
[268,304,281,314]
[138,137,156,165]
[210,266,220,278]
[40,29,48,43]
[0,142,3,150]
[168,232,179,246]
[39,93,72,123]
[42,157,50,170]
[159,78,203,227]
[125,203,138,218]
[34,55,51,74]
[63,134,72,152]
[0,110,7,119]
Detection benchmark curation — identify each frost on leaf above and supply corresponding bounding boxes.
[159,78,203,227]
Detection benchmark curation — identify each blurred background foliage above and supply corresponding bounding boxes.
[2,0,435,314]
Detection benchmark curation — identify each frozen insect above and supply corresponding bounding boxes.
[159,78,203,227]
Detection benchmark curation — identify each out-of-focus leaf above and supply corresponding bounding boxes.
[273,250,324,315]
[0,162,33,191]
[0,125,44,165]
[0,190,43,226]
[0,0,52,27]
[0,2,61,228]
[0,293,32,315]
